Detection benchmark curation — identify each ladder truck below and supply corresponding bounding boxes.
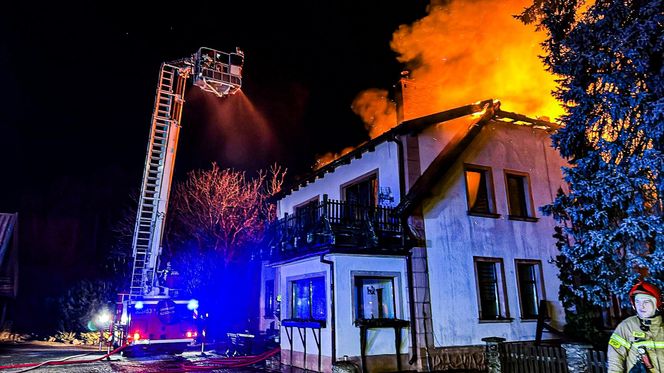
[115,47,244,356]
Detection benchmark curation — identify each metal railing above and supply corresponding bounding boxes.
[264,195,403,260]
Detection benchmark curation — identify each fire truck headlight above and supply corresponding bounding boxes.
[187,299,199,311]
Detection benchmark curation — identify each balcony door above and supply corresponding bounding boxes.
[342,172,377,224]
[343,173,377,207]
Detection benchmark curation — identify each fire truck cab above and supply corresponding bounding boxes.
[116,296,200,356]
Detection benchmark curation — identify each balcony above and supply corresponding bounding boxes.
[263,196,404,262]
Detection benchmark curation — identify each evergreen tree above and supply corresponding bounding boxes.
[518,0,663,311]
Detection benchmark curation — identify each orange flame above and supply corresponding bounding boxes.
[356,0,564,128]
[314,146,356,170]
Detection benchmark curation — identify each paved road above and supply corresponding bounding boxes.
[0,342,275,372]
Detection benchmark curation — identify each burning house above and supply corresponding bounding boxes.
[259,87,568,371]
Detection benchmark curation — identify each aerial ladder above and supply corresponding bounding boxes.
[116,47,244,355]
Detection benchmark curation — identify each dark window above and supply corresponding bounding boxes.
[344,174,377,207]
[290,277,326,321]
[516,260,543,319]
[506,173,534,218]
[464,166,496,215]
[354,276,396,320]
[474,257,508,320]
[295,198,319,231]
[264,280,274,317]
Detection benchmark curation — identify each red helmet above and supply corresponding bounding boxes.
[629,281,662,310]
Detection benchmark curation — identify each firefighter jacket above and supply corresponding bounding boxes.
[608,315,664,372]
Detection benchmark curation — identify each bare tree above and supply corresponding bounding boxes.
[169,163,285,264]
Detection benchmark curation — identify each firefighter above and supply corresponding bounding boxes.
[608,281,664,372]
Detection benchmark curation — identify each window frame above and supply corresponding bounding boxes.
[294,196,320,230]
[463,164,499,218]
[514,259,546,320]
[340,170,379,207]
[504,170,537,222]
[473,256,510,322]
[353,275,398,321]
[264,279,274,318]
[286,273,327,322]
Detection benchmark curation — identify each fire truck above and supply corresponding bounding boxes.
[115,47,244,356]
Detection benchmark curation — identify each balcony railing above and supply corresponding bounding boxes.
[263,195,404,261]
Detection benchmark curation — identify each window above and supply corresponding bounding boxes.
[474,257,509,320]
[264,280,274,317]
[464,165,497,216]
[354,276,396,320]
[343,173,378,207]
[290,276,326,321]
[295,197,319,231]
[515,260,545,319]
[505,171,535,220]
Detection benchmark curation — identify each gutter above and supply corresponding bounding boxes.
[320,254,336,363]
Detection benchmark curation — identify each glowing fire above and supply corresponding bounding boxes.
[353,0,564,133]
[316,0,565,169]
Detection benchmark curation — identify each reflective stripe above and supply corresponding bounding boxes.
[633,341,664,349]
[610,334,631,349]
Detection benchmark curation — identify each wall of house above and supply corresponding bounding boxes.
[420,120,568,346]
[332,253,410,358]
[277,256,332,369]
[277,141,401,216]
[276,255,411,364]
[258,262,277,332]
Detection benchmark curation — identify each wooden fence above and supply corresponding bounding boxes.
[500,342,607,373]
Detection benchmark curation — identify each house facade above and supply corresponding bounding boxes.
[259,99,568,372]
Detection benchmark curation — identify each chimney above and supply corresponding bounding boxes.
[395,70,437,123]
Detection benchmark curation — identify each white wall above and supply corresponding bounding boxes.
[278,141,401,216]
[278,257,332,357]
[276,254,411,359]
[421,121,567,346]
[332,254,410,358]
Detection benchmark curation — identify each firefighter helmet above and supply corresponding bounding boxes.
[629,281,662,310]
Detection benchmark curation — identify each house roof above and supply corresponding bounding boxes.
[395,103,558,217]
[273,99,558,201]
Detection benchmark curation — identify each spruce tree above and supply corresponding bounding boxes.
[518,0,663,312]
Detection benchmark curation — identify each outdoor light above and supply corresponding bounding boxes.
[97,312,111,325]
[187,299,199,311]
[134,301,144,310]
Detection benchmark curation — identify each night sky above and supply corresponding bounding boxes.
[0,1,428,323]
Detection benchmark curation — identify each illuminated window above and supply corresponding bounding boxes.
[290,277,326,321]
[515,260,544,319]
[474,257,509,320]
[354,276,396,320]
[505,172,535,219]
[464,165,497,216]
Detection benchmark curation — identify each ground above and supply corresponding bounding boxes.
[0,341,277,372]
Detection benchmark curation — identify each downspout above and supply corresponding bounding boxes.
[387,136,419,366]
[320,254,336,363]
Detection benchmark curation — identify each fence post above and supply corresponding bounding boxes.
[561,342,592,373]
[481,336,506,373]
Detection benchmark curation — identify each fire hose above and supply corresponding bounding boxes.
[0,343,128,371]
[0,344,280,372]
